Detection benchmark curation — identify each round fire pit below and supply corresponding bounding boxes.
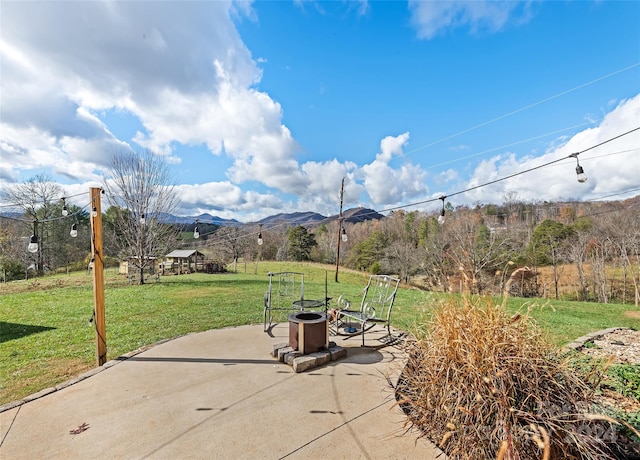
[288,311,328,355]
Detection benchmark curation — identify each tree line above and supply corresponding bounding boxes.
[1,149,638,304]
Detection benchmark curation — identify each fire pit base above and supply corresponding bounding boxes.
[271,341,347,373]
[288,311,328,355]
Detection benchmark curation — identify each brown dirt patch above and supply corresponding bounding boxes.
[625,310,640,320]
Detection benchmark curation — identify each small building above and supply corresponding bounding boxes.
[119,257,159,275]
[162,249,206,275]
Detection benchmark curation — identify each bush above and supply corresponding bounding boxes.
[0,259,25,282]
[369,261,382,275]
[396,297,632,459]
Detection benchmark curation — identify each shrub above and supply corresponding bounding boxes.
[0,259,25,282]
[396,297,634,459]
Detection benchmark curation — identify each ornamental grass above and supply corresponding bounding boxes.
[395,296,639,460]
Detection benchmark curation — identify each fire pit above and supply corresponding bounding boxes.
[288,311,328,355]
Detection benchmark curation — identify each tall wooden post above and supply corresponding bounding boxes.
[90,187,107,365]
[335,177,345,283]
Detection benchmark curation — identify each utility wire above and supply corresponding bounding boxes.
[2,129,638,242]
[0,190,90,209]
[388,127,640,209]
[421,120,598,171]
[169,128,640,244]
[397,61,640,160]
[0,201,92,224]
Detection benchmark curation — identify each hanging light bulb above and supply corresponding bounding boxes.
[575,164,587,183]
[91,206,98,217]
[27,221,38,253]
[88,257,95,269]
[140,213,146,225]
[27,234,39,253]
[193,224,200,239]
[437,196,446,225]
[570,153,587,183]
[257,224,263,245]
[61,197,68,216]
[70,223,78,238]
[341,227,348,242]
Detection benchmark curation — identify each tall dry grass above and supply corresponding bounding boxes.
[396,296,636,459]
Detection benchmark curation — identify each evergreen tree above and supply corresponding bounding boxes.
[287,226,316,261]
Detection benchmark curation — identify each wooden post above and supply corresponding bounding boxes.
[90,187,107,366]
[335,177,345,283]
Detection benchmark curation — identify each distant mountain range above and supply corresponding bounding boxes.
[0,207,385,228]
[162,207,384,227]
[161,213,241,226]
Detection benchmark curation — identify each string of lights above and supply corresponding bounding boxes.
[154,129,640,244]
[0,200,92,224]
[2,127,638,251]
[351,128,639,223]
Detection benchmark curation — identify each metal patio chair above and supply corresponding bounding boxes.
[263,271,305,333]
[332,274,400,346]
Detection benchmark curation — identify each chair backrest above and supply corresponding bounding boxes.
[359,275,400,321]
[266,271,305,309]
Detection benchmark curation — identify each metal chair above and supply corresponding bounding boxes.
[263,271,305,332]
[332,274,400,346]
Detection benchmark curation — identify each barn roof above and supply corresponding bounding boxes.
[165,249,204,258]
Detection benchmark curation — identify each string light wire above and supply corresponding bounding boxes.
[397,61,640,160]
[1,129,637,244]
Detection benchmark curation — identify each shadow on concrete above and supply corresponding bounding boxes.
[127,356,278,365]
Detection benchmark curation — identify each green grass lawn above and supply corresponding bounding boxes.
[1,261,638,405]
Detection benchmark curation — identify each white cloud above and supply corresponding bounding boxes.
[2,1,636,222]
[297,159,362,214]
[408,0,534,39]
[361,133,429,206]
[462,94,640,204]
[173,181,285,220]
[1,1,302,191]
[376,133,410,163]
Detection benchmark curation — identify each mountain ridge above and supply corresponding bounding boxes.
[163,207,385,227]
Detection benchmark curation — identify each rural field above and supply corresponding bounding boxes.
[1,262,639,406]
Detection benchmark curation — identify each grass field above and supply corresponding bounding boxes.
[1,261,638,406]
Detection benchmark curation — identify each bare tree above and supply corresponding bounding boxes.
[568,228,590,301]
[446,211,516,294]
[0,174,64,274]
[103,149,181,284]
[208,226,246,272]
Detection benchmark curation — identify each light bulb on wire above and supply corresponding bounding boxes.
[27,221,38,253]
[341,227,348,242]
[576,164,587,183]
[70,223,78,238]
[61,197,68,216]
[27,234,38,253]
[437,196,446,225]
[571,153,587,183]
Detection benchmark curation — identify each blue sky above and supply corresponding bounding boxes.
[1,1,639,221]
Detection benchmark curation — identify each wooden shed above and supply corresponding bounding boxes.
[162,250,205,274]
